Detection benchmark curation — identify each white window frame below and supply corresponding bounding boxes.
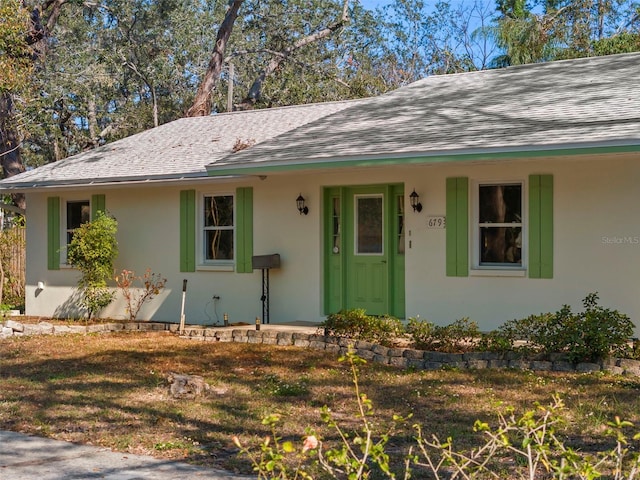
[60,197,90,266]
[198,192,236,271]
[471,179,527,276]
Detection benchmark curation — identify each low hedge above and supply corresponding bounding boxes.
[322,293,636,364]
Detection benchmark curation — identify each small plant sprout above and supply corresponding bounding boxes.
[114,268,167,321]
[232,413,316,479]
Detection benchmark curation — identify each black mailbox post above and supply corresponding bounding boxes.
[252,254,280,324]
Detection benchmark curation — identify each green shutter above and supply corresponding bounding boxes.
[47,197,60,270]
[236,187,254,273]
[390,184,405,318]
[529,174,553,279]
[446,177,469,277]
[91,194,106,220]
[179,190,196,272]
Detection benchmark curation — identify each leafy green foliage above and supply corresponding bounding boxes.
[495,293,634,363]
[80,287,115,320]
[236,350,409,479]
[261,374,310,397]
[494,0,640,66]
[317,351,406,479]
[329,293,634,362]
[546,293,634,363]
[232,413,316,479]
[476,329,515,353]
[413,395,640,479]
[323,309,404,346]
[407,317,481,353]
[0,0,32,94]
[4,0,640,174]
[593,31,640,56]
[66,212,118,318]
[237,352,640,479]
[18,0,399,169]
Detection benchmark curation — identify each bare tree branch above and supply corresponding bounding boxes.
[224,48,288,62]
[238,0,350,109]
[186,0,244,117]
[120,56,159,127]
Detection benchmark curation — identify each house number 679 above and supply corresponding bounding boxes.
[426,216,446,229]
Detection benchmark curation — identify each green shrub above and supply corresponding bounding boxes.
[493,312,554,356]
[407,317,481,353]
[496,293,634,363]
[322,309,403,347]
[66,212,118,318]
[405,316,437,350]
[545,293,634,363]
[477,329,515,353]
[325,293,634,361]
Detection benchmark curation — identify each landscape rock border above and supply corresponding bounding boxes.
[180,327,640,377]
[1,318,170,337]
[3,319,640,378]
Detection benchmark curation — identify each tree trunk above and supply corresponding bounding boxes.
[186,0,244,117]
[87,95,99,148]
[151,85,158,127]
[0,249,5,307]
[0,94,26,210]
[0,0,70,210]
[237,0,350,109]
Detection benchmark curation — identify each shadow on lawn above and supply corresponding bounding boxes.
[2,333,640,475]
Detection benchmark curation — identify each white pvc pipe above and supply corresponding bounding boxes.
[179,279,187,332]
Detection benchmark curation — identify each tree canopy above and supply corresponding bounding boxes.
[0,0,33,94]
[1,0,639,190]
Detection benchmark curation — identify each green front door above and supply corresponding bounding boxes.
[346,189,388,313]
[324,185,405,318]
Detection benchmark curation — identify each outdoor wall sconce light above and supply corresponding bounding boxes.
[410,189,423,213]
[296,194,309,215]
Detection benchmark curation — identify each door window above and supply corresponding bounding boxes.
[355,195,383,255]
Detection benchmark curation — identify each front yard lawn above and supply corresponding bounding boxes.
[1,331,640,476]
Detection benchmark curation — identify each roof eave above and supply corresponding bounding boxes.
[206,140,640,176]
[0,172,248,193]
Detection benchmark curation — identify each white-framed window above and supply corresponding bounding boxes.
[474,181,524,270]
[201,194,234,264]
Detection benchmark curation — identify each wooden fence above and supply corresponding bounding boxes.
[2,227,25,306]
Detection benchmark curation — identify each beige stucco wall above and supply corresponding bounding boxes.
[401,154,639,330]
[24,153,640,332]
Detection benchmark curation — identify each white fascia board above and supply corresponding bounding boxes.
[0,173,250,193]
[206,139,640,175]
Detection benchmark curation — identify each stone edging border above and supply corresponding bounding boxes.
[179,326,640,377]
[3,319,640,377]
[1,318,172,336]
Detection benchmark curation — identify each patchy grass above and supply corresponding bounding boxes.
[1,332,640,476]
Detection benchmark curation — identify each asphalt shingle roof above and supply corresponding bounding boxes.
[0,100,361,189]
[1,52,639,189]
[215,52,640,172]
